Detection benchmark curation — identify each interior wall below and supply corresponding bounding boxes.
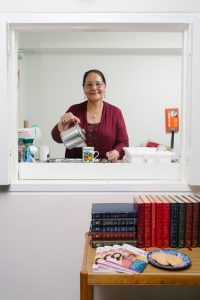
[0,192,200,300]
[18,32,182,158]
[1,0,200,13]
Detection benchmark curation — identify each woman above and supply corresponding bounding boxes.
[51,69,129,162]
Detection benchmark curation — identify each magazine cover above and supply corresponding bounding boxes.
[92,244,149,274]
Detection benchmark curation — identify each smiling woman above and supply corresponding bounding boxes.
[51,69,129,162]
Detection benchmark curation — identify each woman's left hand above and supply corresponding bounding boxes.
[106,150,120,163]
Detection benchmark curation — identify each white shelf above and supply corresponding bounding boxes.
[18,162,180,180]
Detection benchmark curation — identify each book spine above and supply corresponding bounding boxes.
[90,231,137,240]
[177,203,186,248]
[91,239,138,248]
[170,202,179,248]
[144,201,152,247]
[91,218,137,226]
[184,201,193,248]
[189,195,200,247]
[151,200,156,247]
[91,225,136,232]
[162,201,170,248]
[155,201,163,248]
[191,202,199,247]
[137,201,145,248]
[92,212,137,219]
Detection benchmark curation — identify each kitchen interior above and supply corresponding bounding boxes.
[17,29,183,181]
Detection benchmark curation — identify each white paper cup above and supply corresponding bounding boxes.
[39,146,50,161]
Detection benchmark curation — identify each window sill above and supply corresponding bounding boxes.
[18,161,180,180]
[6,161,193,192]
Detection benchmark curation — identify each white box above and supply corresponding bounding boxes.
[123,147,174,163]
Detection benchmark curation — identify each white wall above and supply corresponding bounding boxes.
[18,32,181,158]
[1,0,200,13]
[0,191,200,300]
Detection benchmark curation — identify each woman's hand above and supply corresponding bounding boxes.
[106,150,120,163]
[58,112,80,132]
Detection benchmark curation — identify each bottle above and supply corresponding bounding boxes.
[32,125,42,160]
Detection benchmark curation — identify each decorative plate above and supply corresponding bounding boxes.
[147,249,191,270]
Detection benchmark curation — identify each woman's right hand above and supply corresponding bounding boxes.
[58,112,80,132]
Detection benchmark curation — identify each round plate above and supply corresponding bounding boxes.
[147,249,191,270]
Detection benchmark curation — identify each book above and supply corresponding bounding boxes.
[140,194,152,248]
[166,195,179,248]
[91,239,138,248]
[91,218,137,227]
[135,195,145,248]
[90,231,136,241]
[92,203,136,219]
[184,195,199,247]
[157,195,170,248]
[91,225,136,232]
[92,243,148,274]
[176,195,193,248]
[173,195,186,248]
[147,195,156,247]
[154,195,163,248]
[191,195,200,246]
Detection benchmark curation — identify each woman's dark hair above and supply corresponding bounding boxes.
[82,69,106,86]
[111,252,122,261]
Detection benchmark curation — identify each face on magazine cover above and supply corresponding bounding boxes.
[103,254,112,260]
[95,257,102,264]
[111,252,122,261]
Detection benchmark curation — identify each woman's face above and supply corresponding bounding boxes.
[83,72,106,102]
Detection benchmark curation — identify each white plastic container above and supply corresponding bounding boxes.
[123,147,174,164]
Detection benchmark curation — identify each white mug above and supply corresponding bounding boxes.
[82,147,99,163]
[39,145,50,161]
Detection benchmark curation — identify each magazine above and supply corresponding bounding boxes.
[92,243,149,274]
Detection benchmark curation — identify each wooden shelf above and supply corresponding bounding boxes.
[80,233,200,300]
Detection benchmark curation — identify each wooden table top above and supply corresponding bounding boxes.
[81,233,200,286]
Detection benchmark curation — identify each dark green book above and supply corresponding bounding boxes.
[174,196,186,248]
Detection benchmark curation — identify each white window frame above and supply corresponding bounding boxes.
[0,13,200,192]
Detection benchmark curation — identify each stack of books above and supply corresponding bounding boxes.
[135,194,200,249]
[90,203,138,248]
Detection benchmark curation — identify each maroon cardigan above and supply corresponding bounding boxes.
[51,101,129,158]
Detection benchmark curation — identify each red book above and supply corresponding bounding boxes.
[135,195,145,248]
[154,195,163,248]
[191,195,200,246]
[140,195,152,248]
[158,195,170,248]
[184,195,199,247]
[147,195,156,247]
[90,231,137,240]
[177,195,193,248]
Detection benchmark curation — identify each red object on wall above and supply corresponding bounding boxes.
[165,108,179,133]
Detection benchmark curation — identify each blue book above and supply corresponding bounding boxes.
[168,196,179,248]
[92,203,137,219]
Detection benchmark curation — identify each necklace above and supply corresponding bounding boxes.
[88,112,97,118]
[87,102,103,118]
